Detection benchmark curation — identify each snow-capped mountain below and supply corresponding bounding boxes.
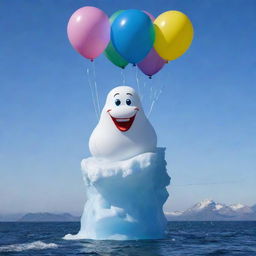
[229,203,253,214]
[165,199,256,221]
[251,204,256,212]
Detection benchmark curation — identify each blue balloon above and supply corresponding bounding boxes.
[111,9,155,64]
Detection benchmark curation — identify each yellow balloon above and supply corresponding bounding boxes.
[154,11,194,61]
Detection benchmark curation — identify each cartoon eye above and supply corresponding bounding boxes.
[126,99,131,105]
[115,99,121,106]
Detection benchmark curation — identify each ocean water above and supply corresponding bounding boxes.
[0,222,255,256]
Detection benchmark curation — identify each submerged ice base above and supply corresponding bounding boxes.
[65,148,170,240]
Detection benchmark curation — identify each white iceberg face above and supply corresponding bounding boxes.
[65,148,170,240]
[89,86,157,161]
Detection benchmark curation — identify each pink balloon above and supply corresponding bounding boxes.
[67,7,110,60]
[143,11,155,21]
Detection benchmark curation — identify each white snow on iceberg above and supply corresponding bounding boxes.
[65,147,170,240]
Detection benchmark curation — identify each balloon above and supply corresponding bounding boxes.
[138,11,165,77]
[111,9,155,64]
[138,48,165,78]
[104,10,128,69]
[67,6,110,60]
[154,11,194,61]
[143,10,155,21]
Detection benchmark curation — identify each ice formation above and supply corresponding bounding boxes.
[65,86,170,240]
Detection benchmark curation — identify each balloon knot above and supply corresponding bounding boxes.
[133,63,136,67]
[149,76,152,79]
[90,59,94,62]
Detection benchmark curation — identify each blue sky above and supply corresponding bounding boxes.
[0,0,255,215]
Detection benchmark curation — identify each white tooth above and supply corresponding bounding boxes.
[116,118,129,122]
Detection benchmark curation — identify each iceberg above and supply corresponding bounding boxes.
[65,148,170,240]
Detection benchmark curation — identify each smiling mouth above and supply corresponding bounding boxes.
[110,115,136,132]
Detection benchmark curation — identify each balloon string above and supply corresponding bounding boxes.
[148,83,165,118]
[121,68,126,85]
[140,76,147,102]
[148,95,159,118]
[148,83,157,117]
[156,89,162,101]
[135,66,141,97]
[150,83,153,103]
[92,61,101,118]
[86,68,99,120]
[147,100,156,118]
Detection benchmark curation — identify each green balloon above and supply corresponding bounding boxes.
[109,10,123,24]
[104,10,128,69]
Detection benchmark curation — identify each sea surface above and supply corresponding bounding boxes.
[0,221,255,256]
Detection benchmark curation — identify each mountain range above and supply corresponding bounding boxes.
[165,199,256,221]
[18,213,80,222]
[1,200,255,222]
[0,213,80,222]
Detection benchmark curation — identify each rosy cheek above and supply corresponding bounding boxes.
[134,107,139,111]
[107,109,111,112]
